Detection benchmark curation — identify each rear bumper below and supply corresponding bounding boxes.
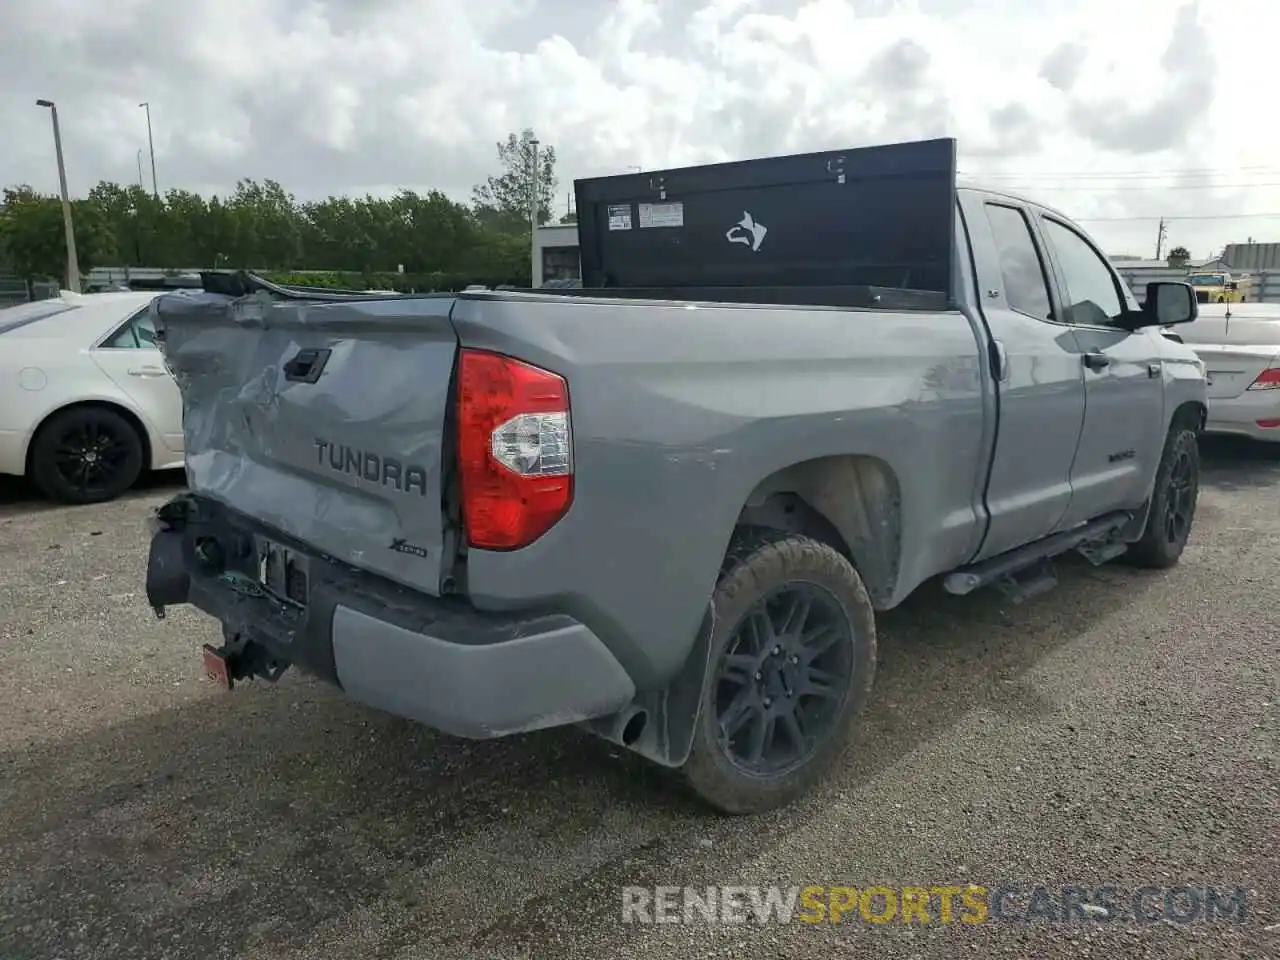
[1204,391,1280,442]
[145,499,636,738]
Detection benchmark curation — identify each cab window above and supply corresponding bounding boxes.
[1040,218,1126,327]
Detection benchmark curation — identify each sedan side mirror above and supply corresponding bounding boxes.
[1136,281,1198,328]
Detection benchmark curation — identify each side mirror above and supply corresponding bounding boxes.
[1138,281,1198,328]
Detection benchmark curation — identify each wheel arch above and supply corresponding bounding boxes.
[25,399,154,476]
[1171,398,1207,434]
[1121,398,1207,543]
[735,454,904,609]
[579,454,901,771]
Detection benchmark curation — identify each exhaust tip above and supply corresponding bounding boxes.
[621,709,648,747]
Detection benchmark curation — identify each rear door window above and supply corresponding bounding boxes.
[983,203,1053,321]
[101,307,158,349]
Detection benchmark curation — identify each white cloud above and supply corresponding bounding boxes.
[3,0,1277,258]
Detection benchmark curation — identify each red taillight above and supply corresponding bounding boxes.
[1247,367,1280,391]
[456,349,573,550]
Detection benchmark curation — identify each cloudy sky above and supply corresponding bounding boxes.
[4,0,1277,259]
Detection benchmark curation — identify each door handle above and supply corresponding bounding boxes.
[283,348,332,384]
[128,367,167,377]
[990,339,1010,383]
[1148,362,1162,378]
[1082,352,1110,372]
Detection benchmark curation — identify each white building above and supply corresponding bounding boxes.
[532,224,581,287]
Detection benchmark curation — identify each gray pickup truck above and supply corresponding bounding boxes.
[144,137,1206,814]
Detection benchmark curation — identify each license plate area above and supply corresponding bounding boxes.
[202,644,232,690]
[255,536,310,608]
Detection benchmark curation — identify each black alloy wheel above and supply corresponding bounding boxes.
[1123,424,1200,569]
[30,406,145,504]
[714,584,854,777]
[682,532,877,815]
[1163,443,1196,548]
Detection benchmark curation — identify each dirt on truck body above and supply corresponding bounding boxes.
[145,137,1207,813]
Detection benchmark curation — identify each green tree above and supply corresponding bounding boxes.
[3,172,546,283]
[472,129,558,232]
[226,179,303,269]
[383,189,481,273]
[87,181,165,266]
[0,185,110,282]
[1167,245,1191,267]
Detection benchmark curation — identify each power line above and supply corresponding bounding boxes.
[1073,212,1280,222]
[959,163,1280,181]
[961,179,1280,192]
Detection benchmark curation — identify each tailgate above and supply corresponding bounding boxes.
[153,289,459,596]
[1190,343,1280,400]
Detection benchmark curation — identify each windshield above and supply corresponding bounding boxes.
[1186,274,1226,287]
[0,299,78,335]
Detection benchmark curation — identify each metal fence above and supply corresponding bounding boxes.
[0,275,58,308]
[1114,266,1280,304]
[84,266,208,290]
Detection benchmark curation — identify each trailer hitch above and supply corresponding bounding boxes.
[202,631,290,691]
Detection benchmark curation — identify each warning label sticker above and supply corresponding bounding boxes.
[638,201,684,229]
[607,204,633,230]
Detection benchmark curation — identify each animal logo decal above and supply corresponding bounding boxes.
[725,211,768,252]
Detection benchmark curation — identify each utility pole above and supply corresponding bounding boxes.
[1155,217,1167,261]
[35,99,81,293]
[139,102,159,200]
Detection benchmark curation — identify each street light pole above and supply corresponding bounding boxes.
[136,149,145,191]
[139,102,158,200]
[529,137,540,286]
[35,99,81,293]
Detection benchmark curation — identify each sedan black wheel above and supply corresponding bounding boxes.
[30,406,145,504]
[683,531,877,815]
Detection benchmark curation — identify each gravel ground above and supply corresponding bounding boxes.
[0,439,1277,960]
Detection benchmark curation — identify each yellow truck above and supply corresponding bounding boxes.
[1186,271,1251,303]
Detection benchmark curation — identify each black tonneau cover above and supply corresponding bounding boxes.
[573,137,957,309]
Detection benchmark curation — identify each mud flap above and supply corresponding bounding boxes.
[578,607,714,769]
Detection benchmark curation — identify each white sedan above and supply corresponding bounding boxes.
[0,290,185,503]
[1173,302,1280,442]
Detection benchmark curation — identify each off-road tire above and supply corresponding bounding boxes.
[681,530,877,815]
[1123,424,1200,569]
[29,406,145,505]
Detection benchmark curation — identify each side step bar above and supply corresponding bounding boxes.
[943,511,1133,597]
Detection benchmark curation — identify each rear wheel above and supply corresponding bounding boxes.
[29,406,145,504]
[682,531,876,814]
[1124,423,1199,569]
